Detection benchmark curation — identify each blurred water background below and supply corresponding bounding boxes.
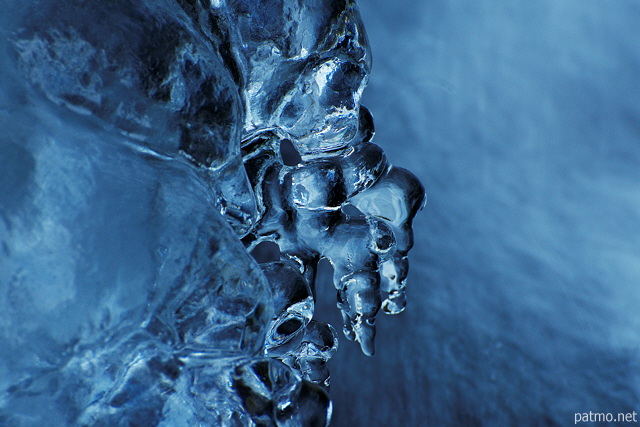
[315,1,640,425]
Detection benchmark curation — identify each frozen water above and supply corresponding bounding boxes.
[1,0,424,425]
[232,0,371,155]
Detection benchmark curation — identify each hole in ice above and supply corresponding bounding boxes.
[250,241,281,263]
[276,318,303,336]
[280,139,302,166]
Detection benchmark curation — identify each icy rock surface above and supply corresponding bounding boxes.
[0,0,424,425]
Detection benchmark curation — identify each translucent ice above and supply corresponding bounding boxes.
[230,0,372,155]
[1,0,424,424]
[242,129,425,355]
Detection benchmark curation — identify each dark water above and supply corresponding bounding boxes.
[316,1,640,425]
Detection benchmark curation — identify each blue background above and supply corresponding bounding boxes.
[315,1,640,425]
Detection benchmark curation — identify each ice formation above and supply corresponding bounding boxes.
[0,0,424,425]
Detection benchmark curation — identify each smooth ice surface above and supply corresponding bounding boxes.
[320,1,640,425]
